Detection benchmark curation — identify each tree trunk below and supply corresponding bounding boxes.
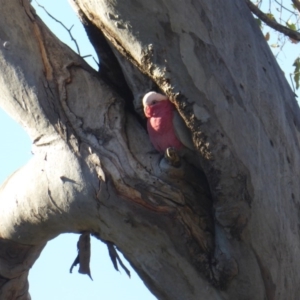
[0,0,299,299]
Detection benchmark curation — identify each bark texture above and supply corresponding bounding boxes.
[0,0,299,299]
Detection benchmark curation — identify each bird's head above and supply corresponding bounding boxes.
[143,92,169,117]
[142,92,168,107]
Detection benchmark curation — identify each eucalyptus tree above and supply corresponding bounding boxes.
[0,1,299,299]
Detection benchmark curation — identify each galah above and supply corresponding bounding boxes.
[142,91,194,153]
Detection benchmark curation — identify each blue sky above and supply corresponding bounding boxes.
[0,1,299,299]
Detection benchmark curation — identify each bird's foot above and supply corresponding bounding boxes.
[164,147,181,167]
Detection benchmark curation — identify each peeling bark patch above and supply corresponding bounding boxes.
[32,22,53,80]
[78,233,93,279]
[106,241,131,277]
[70,233,93,280]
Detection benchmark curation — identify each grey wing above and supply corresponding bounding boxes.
[173,111,195,151]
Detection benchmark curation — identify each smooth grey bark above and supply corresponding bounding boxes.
[0,0,299,299]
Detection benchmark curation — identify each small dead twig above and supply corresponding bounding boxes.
[274,0,298,15]
[106,242,131,278]
[34,0,81,55]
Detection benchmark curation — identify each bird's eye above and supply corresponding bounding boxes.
[151,100,157,105]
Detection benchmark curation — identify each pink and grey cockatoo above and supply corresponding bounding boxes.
[143,92,208,190]
[142,91,194,154]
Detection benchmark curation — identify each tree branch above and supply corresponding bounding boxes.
[292,0,300,13]
[245,0,300,41]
